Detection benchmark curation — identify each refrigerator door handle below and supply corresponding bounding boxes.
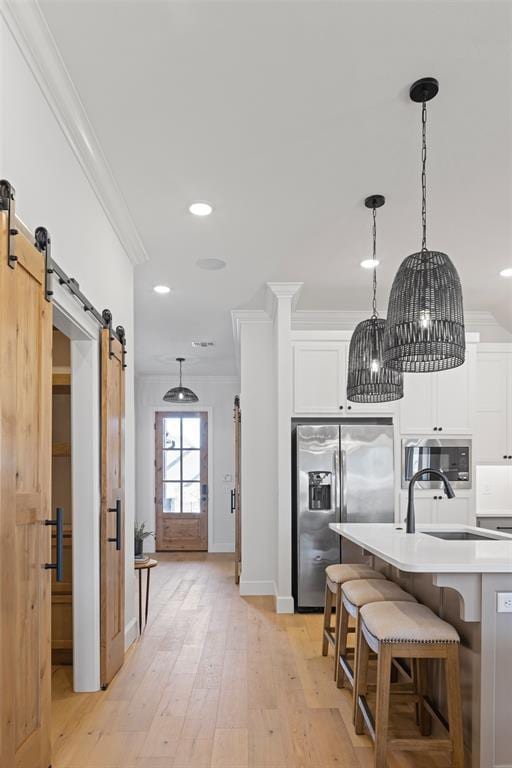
[333,450,340,520]
[340,449,348,522]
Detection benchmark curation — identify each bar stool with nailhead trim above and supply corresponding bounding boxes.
[336,578,418,713]
[321,563,386,680]
[354,601,464,768]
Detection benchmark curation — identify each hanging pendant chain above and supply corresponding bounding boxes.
[421,99,428,252]
[179,360,183,387]
[371,205,378,317]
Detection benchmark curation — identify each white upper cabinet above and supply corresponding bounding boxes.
[400,346,475,434]
[399,373,435,434]
[292,340,396,415]
[475,348,512,464]
[436,351,475,433]
[293,342,345,414]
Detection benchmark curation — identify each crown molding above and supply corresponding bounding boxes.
[292,308,502,331]
[464,310,504,327]
[2,0,148,266]
[292,309,379,330]
[266,282,303,319]
[136,374,240,386]
[231,308,272,373]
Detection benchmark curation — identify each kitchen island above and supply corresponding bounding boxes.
[329,522,512,768]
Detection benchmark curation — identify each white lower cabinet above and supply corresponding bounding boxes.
[399,494,435,525]
[399,492,473,526]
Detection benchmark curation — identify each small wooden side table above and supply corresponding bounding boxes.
[134,558,158,634]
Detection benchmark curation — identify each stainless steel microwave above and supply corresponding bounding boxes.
[402,438,472,490]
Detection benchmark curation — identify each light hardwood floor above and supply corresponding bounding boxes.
[52,554,451,768]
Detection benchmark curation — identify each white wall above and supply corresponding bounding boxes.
[477,466,512,514]
[1,16,137,682]
[136,375,239,552]
[239,321,277,595]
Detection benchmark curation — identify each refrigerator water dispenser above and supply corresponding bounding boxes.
[308,471,332,510]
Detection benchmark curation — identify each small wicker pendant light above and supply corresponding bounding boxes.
[163,358,199,403]
[347,196,403,403]
[383,77,465,373]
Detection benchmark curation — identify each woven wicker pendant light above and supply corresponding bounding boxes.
[347,196,403,403]
[383,78,465,373]
[163,358,199,403]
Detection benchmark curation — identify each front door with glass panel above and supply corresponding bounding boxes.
[155,411,208,550]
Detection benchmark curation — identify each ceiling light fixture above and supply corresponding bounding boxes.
[347,195,403,403]
[360,258,380,270]
[153,285,171,294]
[500,267,512,278]
[189,201,213,216]
[196,257,226,271]
[383,77,465,373]
[163,358,198,403]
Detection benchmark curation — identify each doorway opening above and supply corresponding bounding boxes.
[51,328,73,687]
[155,410,208,551]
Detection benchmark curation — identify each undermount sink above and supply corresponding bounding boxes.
[423,530,501,542]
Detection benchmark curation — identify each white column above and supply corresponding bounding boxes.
[267,283,303,612]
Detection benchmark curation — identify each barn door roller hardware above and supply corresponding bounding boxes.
[0,179,19,269]
[34,224,127,368]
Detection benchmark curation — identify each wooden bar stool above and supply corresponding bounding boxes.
[336,578,417,702]
[322,563,386,679]
[354,601,464,768]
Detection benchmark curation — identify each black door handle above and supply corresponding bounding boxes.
[45,507,64,582]
[108,499,122,551]
[496,526,512,531]
[230,489,236,513]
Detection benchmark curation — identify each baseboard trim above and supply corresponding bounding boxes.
[239,579,275,596]
[124,617,138,650]
[208,543,235,553]
[273,582,295,614]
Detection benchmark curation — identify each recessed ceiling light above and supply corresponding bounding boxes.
[500,267,512,278]
[360,259,380,269]
[196,258,226,271]
[189,201,213,216]
[153,285,171,294]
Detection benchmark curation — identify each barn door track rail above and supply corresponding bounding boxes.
[0,179,127,368]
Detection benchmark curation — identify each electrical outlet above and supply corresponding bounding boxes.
[497,592,512,613]
[482,483,492,495]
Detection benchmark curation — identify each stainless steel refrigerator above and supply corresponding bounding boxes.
[293,420,394,610]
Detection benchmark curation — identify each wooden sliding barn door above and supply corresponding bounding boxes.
[0,213,52,767]
[100,328,125,687]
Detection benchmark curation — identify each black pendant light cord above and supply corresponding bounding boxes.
[421,99,428,252]
[371,205,378,317]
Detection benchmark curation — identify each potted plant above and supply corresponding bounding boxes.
[134,521,154,558]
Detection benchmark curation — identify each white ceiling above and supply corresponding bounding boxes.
[39,0,512,376]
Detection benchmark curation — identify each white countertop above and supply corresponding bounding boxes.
[477,510,512,518]
[329,523,512,573]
